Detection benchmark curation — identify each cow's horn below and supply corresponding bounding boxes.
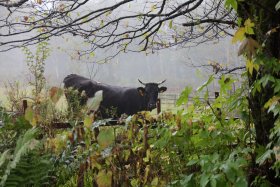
[158,80,166,85]
[138,79,146,85]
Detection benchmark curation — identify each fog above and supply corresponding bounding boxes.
[0,37,241,93]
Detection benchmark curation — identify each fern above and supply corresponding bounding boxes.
[0,128,52,187]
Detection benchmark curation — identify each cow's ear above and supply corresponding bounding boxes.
[159,87,167,93]
[137,87,145,96]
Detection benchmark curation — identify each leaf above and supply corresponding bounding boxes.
[264,96,280,109]
[246,60,257,75]
[169,20,173,29]
[89,51,95,57]
[232,27,246,43]
[273,80,280,93]
[235,177,247,187]
[244,19,255,35]
[97,128,114,149]
[86,90,103,111]
[256,149,274,165]
[151,177,159,186]
[210,177,217,187]
[49,87,63,103]
[225,0,237,11]
[187,159,198,166]
[196,75,214,92]
[96,170,112,187]
[24,107,36,126]
[151,4,156,12]
[84,116,93,129]
[177,86,192,106]
[0,150,10,167]
[222,163,236,183]
[275,1,280,10]
[143,165,150,184]
[200,173,209,187]
[238,37,260,59]
[259,75,275,88]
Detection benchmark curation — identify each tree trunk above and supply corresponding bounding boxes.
[238,0,280,185]
[238,0,280,142]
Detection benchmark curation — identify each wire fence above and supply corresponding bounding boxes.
[159,92,218,107]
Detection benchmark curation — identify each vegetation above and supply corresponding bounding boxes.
[0,0,280,186]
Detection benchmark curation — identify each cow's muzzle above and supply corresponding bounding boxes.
[148,103,157,111]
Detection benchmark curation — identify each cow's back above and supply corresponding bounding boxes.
[63,74,103,97]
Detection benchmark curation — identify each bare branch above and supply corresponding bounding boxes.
[0,0,237,58]
[0,0,29,7]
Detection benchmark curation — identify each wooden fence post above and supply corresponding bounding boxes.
[22,100,27,114]
[157,99,161,114]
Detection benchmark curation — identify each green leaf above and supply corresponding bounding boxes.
[187,159,198,166]
[0,150,10,167]
[180,174,194,185]
[225,0,237,11]
[196,75,214,92]
[273,79,280,93]
[177,86,192,106]
[259,75,275,88]
[276,1,280,10]
[200,173,209,187]
[97,128,115,149]
[235,177,247,187]
[210,177,217,187]
[169,20,173,29]
[256,149,273,165]
[24,107,35,126]
[221,163,236,183]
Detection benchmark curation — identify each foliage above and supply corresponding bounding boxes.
[0,0,280,186]
[0,128,52,187]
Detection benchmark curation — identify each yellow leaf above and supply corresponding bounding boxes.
[264,96,280,109]
[246,60,254,75]
[151,177,159,186]
[84,116,93,128]
[143,165,150,184]
[151,4,156,12]
[25,107,36,126]
[246,60,259,75]
[96,170,112,187]
[232,27,245,43]
[244,18,255,34]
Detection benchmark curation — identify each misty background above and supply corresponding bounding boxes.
[0,37,241,93]
[0,0,242,96]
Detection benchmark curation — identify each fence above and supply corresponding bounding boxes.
[159,92,219,108]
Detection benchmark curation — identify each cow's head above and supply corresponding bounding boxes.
[137,79,167,111]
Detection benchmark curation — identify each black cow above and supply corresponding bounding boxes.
[63,74,167,117]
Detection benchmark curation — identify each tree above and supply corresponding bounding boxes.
[1,0,280,185]
[0,0,236,56]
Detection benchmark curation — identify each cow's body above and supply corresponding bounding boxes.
[63,74,167,117]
